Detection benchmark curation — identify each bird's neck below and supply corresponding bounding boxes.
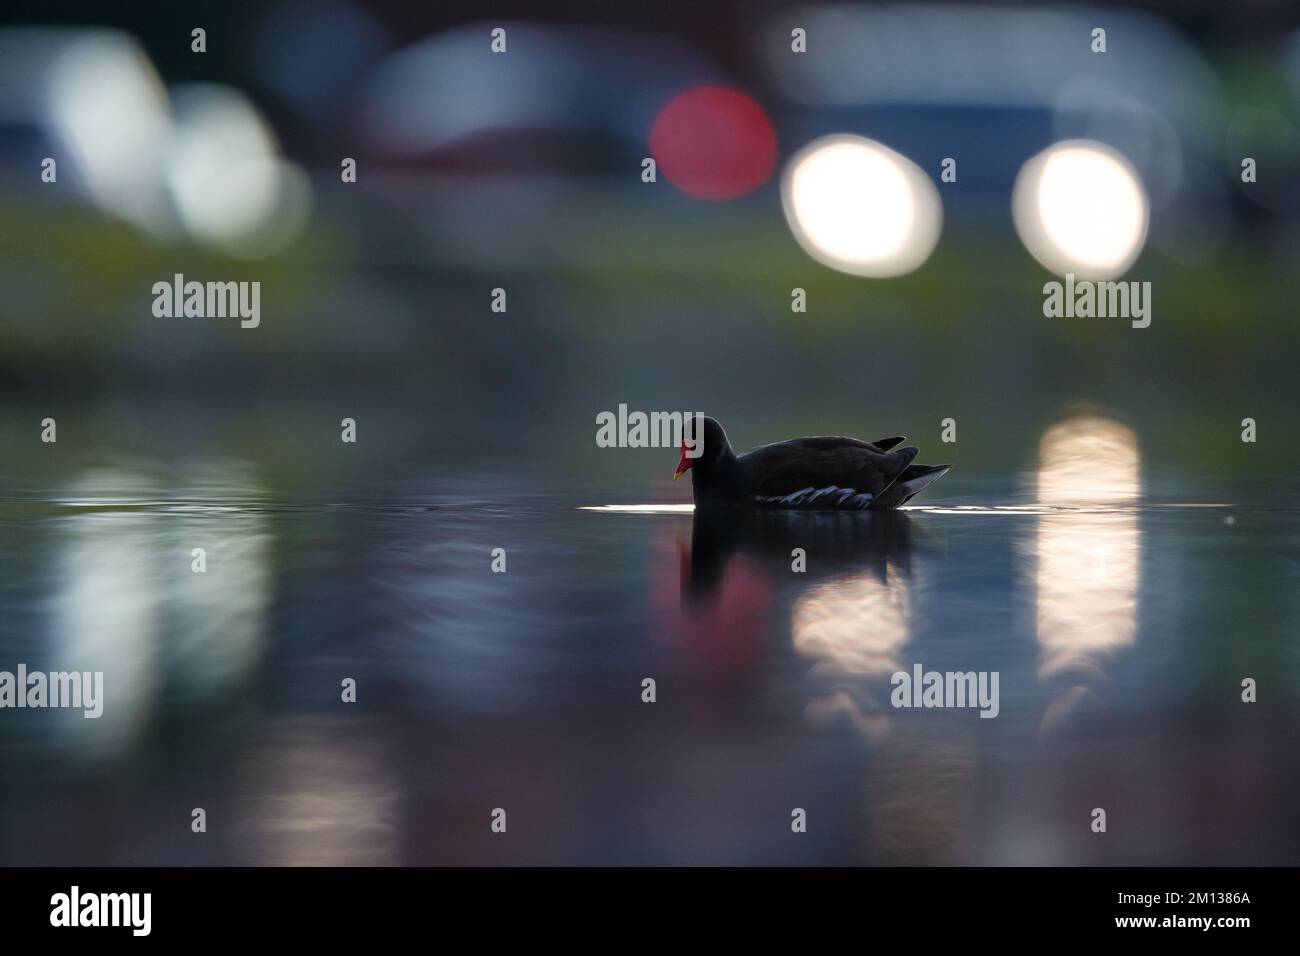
[692,449,741,500]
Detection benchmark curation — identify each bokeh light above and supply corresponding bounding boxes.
[648,85,777,200]
[1012,140,1149,279]
[780,135,942,278]
[167,85,313,258]
[46,31,172,233]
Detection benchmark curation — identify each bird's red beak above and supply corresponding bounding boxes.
[673,441,694,481]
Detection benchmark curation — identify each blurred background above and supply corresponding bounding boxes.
[1,0,1298,865]
[3,0,1300,485]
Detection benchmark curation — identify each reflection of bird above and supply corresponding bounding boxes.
[674,417,948,511]
[686,505,918,598]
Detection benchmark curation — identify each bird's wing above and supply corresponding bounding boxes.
[740,438,917,499]
[760,435,886,453]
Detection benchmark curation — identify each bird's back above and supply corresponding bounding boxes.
[738,437,918,507]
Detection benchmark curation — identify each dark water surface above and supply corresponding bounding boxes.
[1,462,1298,865]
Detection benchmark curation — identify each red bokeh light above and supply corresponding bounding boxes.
[648,86,778,201]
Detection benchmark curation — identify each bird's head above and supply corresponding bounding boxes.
[673,416,732,482]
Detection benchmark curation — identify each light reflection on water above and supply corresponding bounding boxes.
[49,470,161,754]
[33,465,272,757]
[1033,418,1140,737]
[1,431,1298,865]
[237,717,400,866]
[795,569,913,742]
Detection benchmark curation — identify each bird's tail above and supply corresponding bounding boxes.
[896,463,950,502]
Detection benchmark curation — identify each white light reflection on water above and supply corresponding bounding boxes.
[49,469,162,753]
[579,504,695,514]
[1033,416,1141,730]
[164,505,271,701]
[794,569,914,740]
[45,465,271,755]
[237,717,400,866]
[793,573,913,679]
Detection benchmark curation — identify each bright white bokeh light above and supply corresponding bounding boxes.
[781,135,942,278]
[167,85,312,258]
[1013,140,1149,279]
[46,33,173,232]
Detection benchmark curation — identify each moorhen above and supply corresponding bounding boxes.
[674,417,949,511]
